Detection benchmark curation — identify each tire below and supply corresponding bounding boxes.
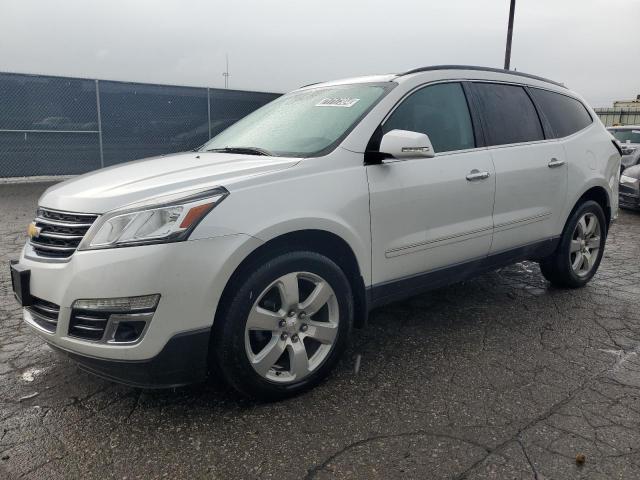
[212,251,353,401]
[539,200,607,288]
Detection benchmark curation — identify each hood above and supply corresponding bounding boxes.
[39,152,300,213]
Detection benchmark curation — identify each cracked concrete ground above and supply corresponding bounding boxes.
[2,181,640,479]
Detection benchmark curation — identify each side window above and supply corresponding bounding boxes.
[472,83,544,146]
[383,82,475,153]
[529,88,592,138]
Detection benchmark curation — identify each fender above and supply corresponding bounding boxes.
[250,216,371,285]
[562,179,614,231]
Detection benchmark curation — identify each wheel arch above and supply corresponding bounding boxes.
[214,229,369,336]
[572,185,612,231]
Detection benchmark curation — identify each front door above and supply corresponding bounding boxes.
[366,82,496,290]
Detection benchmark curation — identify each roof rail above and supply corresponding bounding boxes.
[298,81,324,89]
[398,65,566,88]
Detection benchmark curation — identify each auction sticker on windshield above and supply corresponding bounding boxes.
[315,98,360,107]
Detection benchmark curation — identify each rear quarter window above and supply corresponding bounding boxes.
[529,88,592,138]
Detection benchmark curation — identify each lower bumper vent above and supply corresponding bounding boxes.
[26,297,60,333]
[69,311,109,341]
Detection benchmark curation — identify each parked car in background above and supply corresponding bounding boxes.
[11,65,620,400]
[608,126,640,170]
[620,164,640,210]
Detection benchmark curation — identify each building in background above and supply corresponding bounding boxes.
[594,94,640,127]
[0,72,280,178]
[614,95,640,109]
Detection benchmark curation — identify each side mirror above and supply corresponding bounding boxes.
[379,129,435,160]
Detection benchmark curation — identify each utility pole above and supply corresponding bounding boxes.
[222,54,230,89]
[504,0,516,70]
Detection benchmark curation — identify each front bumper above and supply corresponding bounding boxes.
[48,327,212,388]
[619,182,640,210]
[15,234,262,384]
[619,193,640,210]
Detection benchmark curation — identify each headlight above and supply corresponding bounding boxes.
[622,147,637,155]
[620,174,638,184]
[78,187,228,250]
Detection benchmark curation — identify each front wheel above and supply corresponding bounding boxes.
[212,251,353,400]
[539,200,607,288]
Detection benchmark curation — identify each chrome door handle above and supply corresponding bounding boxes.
[466,169,491,181]
[548,158,565,168]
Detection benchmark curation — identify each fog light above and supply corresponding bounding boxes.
[72,294,160,312]
[69,296,159,344]
[111,316,150,342]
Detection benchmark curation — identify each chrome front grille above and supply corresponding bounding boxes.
[26,297,60,333]
[29,208,98,259]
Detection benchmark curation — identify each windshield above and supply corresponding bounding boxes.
[199,83,391,157]
[610,129,640,144]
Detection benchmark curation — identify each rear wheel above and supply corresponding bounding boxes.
[539,200,606,288]
[212,251,353,400]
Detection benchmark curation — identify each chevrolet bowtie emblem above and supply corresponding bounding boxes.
[27,222,41,239]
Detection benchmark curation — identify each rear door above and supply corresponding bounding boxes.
[470,82,568,254]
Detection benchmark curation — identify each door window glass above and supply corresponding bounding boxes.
[383,82,475,153]
[473,83,544,146]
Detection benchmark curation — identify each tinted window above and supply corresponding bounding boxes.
[473,83,544,146]
[530,88,592,138]
[383,82,475,153]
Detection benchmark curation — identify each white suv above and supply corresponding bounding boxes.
[11,66,621,400]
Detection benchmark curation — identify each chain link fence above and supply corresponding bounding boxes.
[0,72,280,177]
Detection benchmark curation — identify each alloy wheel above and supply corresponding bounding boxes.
[570,212,601,277]
[244,271,339,383]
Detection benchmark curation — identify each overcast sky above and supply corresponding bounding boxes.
[1,0,638,107]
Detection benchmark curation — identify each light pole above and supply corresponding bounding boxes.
[504,0,516,70]
[222,54,230,89]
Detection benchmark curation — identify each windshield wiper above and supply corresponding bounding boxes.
[205,146,273,156]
